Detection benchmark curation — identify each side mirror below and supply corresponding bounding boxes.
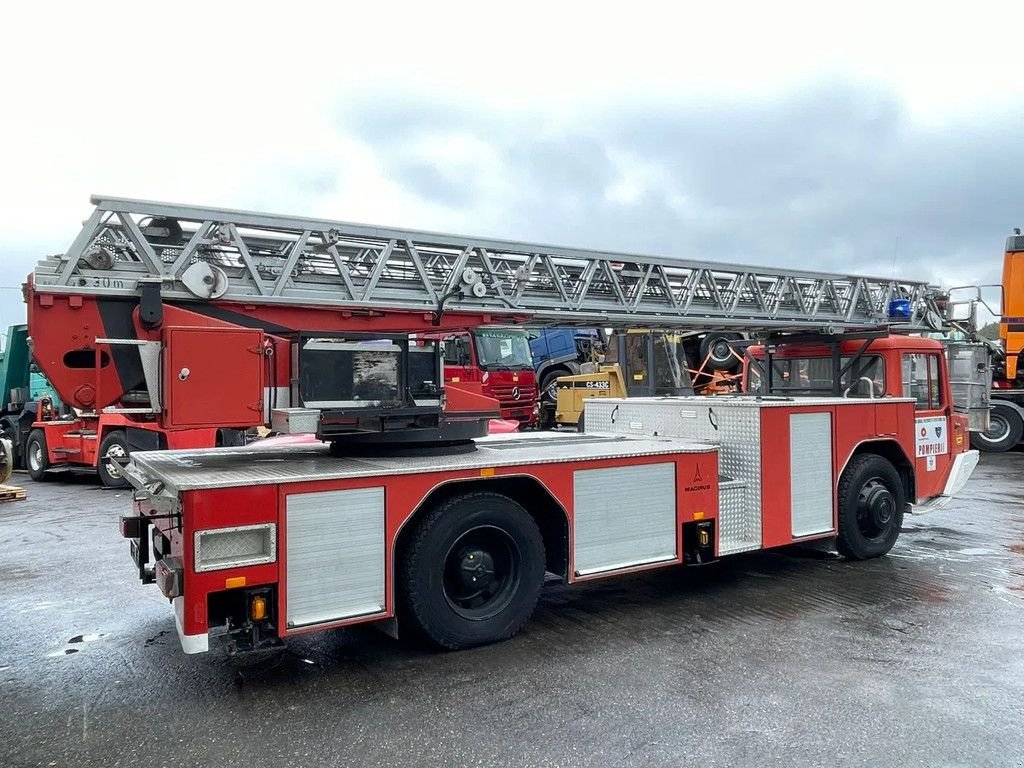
[947,301,976,324]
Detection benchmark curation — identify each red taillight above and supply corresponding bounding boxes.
[993,380,1011,389]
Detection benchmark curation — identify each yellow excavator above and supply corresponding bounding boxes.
[545,330,743,430]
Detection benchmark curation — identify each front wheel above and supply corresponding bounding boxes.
[398,492,545,649]
[97,430,130,488]
[25,429,50,482]
[970,402,1023,453]
[836,454,905,560]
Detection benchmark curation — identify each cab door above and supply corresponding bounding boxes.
[442,334,475,385]
[622,333,652,397]
[901,351,952,500]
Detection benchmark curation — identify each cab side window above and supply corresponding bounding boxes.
[443,338,463,366]
[901,353,942,410]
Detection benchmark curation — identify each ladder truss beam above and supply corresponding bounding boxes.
[32,196,942,331]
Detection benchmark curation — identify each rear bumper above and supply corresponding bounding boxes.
[908,449,980,515]
[174,596,209,654]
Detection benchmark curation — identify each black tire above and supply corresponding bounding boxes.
[97,430,130,489]
[217,428,246,447]
[970,401,1023,453]
[398,492,545,650]
[540,368,568,403]
[699,333,741,372]
[836,454,905,560]
[576,410,585,433]
[25,429,50,482]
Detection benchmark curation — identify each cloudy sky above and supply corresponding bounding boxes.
[1,1,1021,330]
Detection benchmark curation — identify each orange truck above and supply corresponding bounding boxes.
[966,232,1024,451]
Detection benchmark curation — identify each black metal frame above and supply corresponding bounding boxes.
[290,331,493,444]
[296,332,444,414]
[610,331,695,397]
[746,331,886,397]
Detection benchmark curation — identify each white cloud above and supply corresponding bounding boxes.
[0,0,1021,326]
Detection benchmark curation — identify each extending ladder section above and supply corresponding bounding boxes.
[33,196,942,331]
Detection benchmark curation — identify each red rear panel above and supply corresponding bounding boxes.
[163,327,265,429]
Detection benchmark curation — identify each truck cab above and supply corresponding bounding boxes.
[440,327,538,427]
[744,335,982,505]
[528,328,605,401]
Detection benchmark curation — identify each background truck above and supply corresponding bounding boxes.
[544,329,745,429]
[962,231,1024,451]
[936,230,1024,453]
[0,324,231,489]
[0,324,61,470]
[27,196,986,655]
[438,327,537,426]
[528,327,605,400]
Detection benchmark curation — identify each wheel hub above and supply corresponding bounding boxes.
[984,414,1010,443]
[858,480,895,534]
[105,443,127,478]
[442,525,520,621]
[458,549,496,590]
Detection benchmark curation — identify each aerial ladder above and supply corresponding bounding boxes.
[28,195,956,456]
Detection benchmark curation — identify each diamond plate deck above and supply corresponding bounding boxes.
[586,397,767,555]
[125,431,713,494]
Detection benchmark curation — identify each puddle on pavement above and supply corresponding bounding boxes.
[46,649,79,657]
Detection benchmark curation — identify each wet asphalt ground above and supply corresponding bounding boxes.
[1,453,1023,768]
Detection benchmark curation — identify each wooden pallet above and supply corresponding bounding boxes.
[0,484,27,502]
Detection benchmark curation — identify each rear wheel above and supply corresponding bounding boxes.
[98,430,130,489]
[25,429,50,482]
[836,454,905,560]
[970,401,1023,453]
[398,492,545,649]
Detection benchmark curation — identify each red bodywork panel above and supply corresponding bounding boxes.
[745,335,968,503]
[143,449,718,640]
[758,401,917,548]
[34,413,222,470]
[27,282,526,414]
[458,368,536,428]
[161,327,265,429]
[178,486,280,636]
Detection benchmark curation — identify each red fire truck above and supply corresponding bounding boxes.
[433,327,538,426]
[24,412,239,489]
[27,197,984,654]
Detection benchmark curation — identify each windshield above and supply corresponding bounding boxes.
[653,334,692,393]
[748,355,885,397]
[472,329,533,370]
